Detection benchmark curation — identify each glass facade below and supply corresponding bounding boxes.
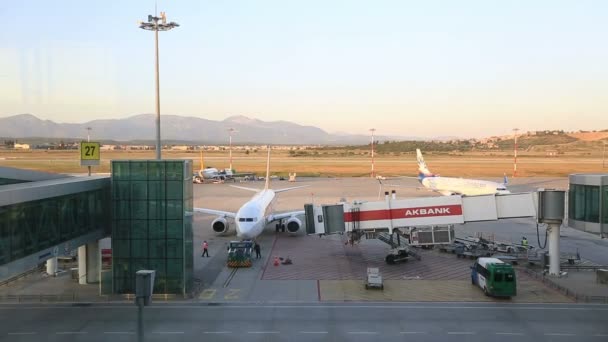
[0,188,110,266]
[569,184,603,224]
[0,178,29,186]
[604,186,608,226]
[111,160,193,296]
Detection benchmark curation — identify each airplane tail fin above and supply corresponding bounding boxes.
[416,149,434,180]
[199,150,204,171]
[503,173,508,185]
[264,146,271,190]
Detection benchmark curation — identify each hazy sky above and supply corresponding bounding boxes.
[1,0,607,138]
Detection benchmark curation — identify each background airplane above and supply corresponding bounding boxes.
[194,148,307,240]
[379,149,510,196]
[193,151,254,183]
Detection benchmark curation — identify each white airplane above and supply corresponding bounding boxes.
[414,149,510,196]
[194,148,307,240]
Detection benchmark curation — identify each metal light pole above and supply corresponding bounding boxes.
[227,128,237,171]
[603,140,606,168]
[86,127,92,176]
[370,128,376,178]
[513,128,519,177]
[139,12,179,160]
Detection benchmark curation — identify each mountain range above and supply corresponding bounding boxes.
[0,114,435,145]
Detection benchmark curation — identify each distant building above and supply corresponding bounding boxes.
[546,150,559,157]
[14,143,30,150]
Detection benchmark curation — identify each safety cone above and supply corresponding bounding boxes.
[274,256,280,266]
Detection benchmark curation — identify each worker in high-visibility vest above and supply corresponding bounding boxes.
[521,237,528,248]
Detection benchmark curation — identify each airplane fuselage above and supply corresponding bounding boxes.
[234,190,276,239]
[421,177,509,196]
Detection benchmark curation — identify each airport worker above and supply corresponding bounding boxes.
[254,242,261,259]
[202,240,209,257]
[521,237,528,248]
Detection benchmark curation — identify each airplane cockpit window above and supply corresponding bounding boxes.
[239,218,246,222]
[246,218,254,222]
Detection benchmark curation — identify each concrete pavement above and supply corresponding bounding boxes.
[0,302,606,342]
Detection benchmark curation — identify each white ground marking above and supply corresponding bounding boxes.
[7,332,36,335]
[103,332,134,334]
[544,333,576,336]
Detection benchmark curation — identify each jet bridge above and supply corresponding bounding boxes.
[304,190,566,275]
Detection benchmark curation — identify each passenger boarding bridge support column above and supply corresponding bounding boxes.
[46,257,58,276]
[78,246,87,285]
[77,241,101,284]
[537,189,566,276]
[86,241,100,283]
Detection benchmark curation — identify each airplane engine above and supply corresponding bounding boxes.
[286,217,302,233]
[211,217,230,234]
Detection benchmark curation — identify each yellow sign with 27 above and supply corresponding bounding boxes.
[80,142,100,166]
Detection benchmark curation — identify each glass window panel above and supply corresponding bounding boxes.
[131,201,148,220]
[112,239,130,258]
[574,185,585,221]
[166,220,183,239]
[115,277,134,294]
[149,240,166,258]
[153,277,167,293]
[130,181,148,200]
[10,218,24,260]
[113,200,130,220]
[131,220,148,239]
[37,199,58,248]
[603,186,608,224]
[167,239,183,259]
[166,181,183,200]
[167,259,183,277]
[149,259,166,278]
[113,220,130,239]
[131,258,149,274]
[147,181,165,200]
[586,186,600,223]
[0,208,11,264]
[114,258,131,279]
[75,193,89,234]
[148,200,165,220]
[147,161,165,180]
[129,161,148,180]
[166,278,183,293]
[166,200,183,220]
[148,220,165,239]
[568,188,574,220]
[112,161,130,180]
[165,162,183,181]
[131,239,148,258]
[113,181,131,200]
[23,206,37,255]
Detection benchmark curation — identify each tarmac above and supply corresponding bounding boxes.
[1,176,607,305]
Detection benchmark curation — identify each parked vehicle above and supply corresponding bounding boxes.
[471,257,516,298]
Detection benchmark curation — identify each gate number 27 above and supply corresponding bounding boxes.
[84,145,96,156]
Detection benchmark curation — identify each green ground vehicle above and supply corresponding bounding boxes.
[471,257,516,298]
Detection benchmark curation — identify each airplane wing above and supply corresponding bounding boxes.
[267,210,305,223]
[229,185,261,192]
[379,180,425,190]
[274,185,309,193]
[193,208,236,218]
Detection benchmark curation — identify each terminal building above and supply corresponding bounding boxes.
[0,160,193,296]
[568,174,608,238]
[0,164,605,295]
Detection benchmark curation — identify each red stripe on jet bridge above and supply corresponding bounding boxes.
[343,205,463,222]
